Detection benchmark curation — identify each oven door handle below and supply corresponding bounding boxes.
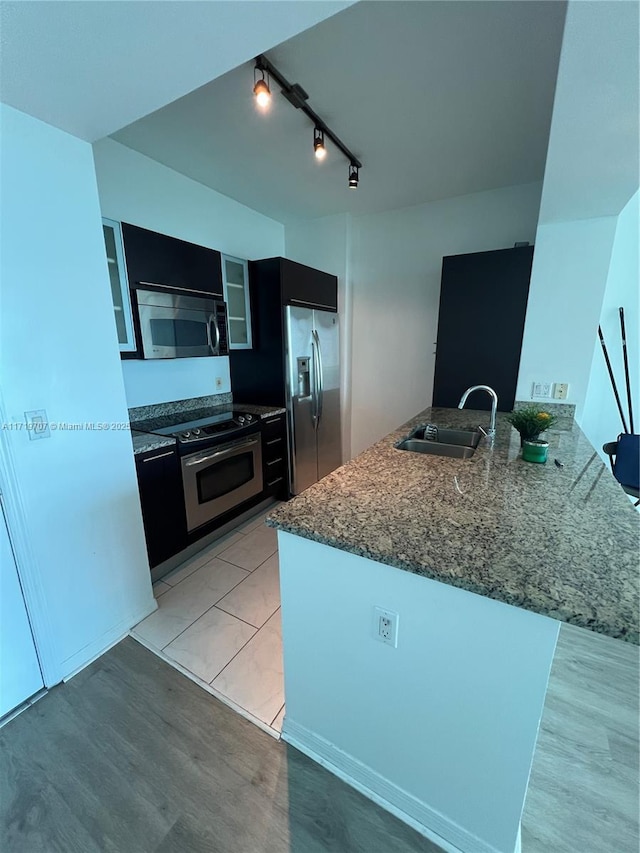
[184,437,259,467]
[209,314,221,354]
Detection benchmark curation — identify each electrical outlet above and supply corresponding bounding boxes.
[373,606,399,648]
[532,382,552,399]
[553,382,569,400]
[215,376,223,390]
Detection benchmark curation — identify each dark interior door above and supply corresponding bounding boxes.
[432,246,534,412]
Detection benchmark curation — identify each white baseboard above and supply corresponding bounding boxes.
[282,718,505,853]
[61,599,157,681]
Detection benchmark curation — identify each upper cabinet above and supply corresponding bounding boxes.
[121,223,223,297]
[222,255,252,349]
[279,258,338,311]
[102,218,136,353]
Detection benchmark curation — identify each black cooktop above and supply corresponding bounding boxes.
[131,407,257,444]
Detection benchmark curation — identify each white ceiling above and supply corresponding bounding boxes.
[111,1,567,223]
[0,1,352,141]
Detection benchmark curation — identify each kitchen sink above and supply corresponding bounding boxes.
[396,425,481,459]
[409,426,481,447]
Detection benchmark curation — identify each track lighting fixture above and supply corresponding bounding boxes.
[253,64,271,110]
[313,128,327,161]
[252,54,362,186]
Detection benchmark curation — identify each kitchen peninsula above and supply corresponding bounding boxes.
[267,407,639,853]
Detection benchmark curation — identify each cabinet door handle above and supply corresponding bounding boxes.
[267,477,284,487]
[266,438,282,446]
[266,457,283,466]
[137,281,214,297]
[141,450,175,462]
[265,417,282,425]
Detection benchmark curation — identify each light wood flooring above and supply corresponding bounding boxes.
[521,622,639,852]
[1,618,637,852]
[0,637,440,853]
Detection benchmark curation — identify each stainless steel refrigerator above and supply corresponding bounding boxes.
[285,306,341,495]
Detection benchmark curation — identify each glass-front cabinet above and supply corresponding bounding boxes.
[102,217,136,352]
[221,255,252,349]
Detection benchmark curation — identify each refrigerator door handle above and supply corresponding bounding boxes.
[313,329,324,424]
[310,336,319,430]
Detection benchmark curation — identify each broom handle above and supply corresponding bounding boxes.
[598,325,629,433]
[619,307,635,433]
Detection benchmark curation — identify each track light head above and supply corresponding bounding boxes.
[253,66,271,110]
[314,128,326,161]
[252,55,362,186]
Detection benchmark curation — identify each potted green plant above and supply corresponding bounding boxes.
[506,405,558,463]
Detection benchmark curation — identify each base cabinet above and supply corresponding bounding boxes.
[262,414,289,499]
[135,447,187,568]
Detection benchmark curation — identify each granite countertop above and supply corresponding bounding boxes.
[239,403,287,420]
[267,407,640,643]
[131,431,177,456]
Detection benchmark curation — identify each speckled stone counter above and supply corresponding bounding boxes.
[128,393,233,423]
[131,431,176,456]
[239,403,287,420]
[267,407,639,643]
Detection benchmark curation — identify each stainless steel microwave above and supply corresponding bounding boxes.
[135,286,229,359]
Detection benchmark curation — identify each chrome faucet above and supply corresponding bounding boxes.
[458,385,498,439]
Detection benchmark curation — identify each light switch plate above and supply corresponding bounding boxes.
[25,409,50,440]
[532,382,551,399]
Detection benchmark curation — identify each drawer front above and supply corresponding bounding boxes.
[263,455,286,482]
[264,471,287,496]
[263,433,285,460]
[262,414,286,440]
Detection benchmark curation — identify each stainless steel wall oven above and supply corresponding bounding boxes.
[181,429,262,532]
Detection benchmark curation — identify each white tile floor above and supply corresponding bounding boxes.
[131,504,285,736]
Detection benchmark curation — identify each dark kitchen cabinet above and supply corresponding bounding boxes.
[279,258,338,310]
[122,223,223,296]
[230,257,338,405]
[261,414,288,499]
[432,245,534,412]
[135,446,187,569]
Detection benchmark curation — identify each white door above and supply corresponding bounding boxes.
[0,495,43,718]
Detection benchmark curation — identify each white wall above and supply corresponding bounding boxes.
[516,216,617,418]
[285,213,352,460]
[0,104,153,679]
[93,138,285,408]
[581,191,639,458]
[516,1,639,419]
[279,532,559,853]
[537,0,639,225]
[350,182,542,456]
